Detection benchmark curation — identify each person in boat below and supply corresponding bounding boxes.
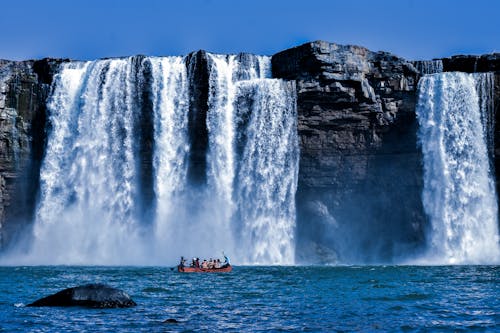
[195,258,200,268]
[214,259,221,269]
[179,256,186,268]
[190,258,196,267]
[201,259,208,269]
[208,258,214,269]
[222,253,230,267]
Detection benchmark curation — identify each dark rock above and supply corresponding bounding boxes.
[0,58,66,250]
[1,42,499,264]
[27,283,137,308]
[133,56,156,222]
[442,53,500,73]
[32,58,70,85]
[186,51,210,186]
[272,41,425,263]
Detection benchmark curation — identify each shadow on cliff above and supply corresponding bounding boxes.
[295,112,428,264]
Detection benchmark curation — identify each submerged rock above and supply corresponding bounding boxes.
[27,283,137,308]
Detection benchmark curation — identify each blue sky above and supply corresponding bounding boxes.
[1,0,498,61]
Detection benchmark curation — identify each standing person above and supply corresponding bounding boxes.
[222,253,230,267]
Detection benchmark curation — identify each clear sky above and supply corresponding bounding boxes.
[1,0,498,61]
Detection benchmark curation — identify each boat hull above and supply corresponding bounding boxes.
[177,265,232,273]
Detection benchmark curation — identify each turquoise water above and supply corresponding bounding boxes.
[0,266,498,332]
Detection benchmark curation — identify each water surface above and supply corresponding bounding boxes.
[0,266,498,332]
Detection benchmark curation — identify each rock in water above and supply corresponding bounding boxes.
[27,283,137,308]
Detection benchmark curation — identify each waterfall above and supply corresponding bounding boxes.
[476,73,495,162]
[206,54,298,264]
[7,52,298,265]
[33,59,145,264]
[149,57,190,245]
[234,79,298,264]
[414,60,443,75]
[416,72,500,264]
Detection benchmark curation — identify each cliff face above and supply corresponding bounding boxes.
[272,41,424,263]
[0,60,47,247]
[0,42,499,263]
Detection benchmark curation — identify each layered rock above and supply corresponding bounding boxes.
[272,41,425,263]
[0,59,64,249]
[442,54,500,73]
[0,42,499,264]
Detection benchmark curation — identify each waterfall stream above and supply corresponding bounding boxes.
[416,72,500,264]
[33,59,144,264]
[17,54,298,265]
[206,54,298,264]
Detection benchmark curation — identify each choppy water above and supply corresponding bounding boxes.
[0,266,498,332]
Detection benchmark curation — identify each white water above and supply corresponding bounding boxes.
[205,54,298,264]
[234,79,298,264]
[415,60,443,75]
[476,73,495,162]
[416,72,500,264]
[149,57,190,249]
[32,59,145,264]
[3,54,298,265]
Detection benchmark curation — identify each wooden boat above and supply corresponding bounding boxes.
[177,264,232,273]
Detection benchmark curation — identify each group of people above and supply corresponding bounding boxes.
[179,254,230,269]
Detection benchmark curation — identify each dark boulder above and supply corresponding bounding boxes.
[27,283,137,308]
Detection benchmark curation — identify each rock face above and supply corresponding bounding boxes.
[272,41,425,263]
[0,59,54,249]
[27,283,137,308]
[442,54,500,73]
[0,42,499,264]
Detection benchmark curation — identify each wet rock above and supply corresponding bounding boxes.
[0,58,67,249]
[27,283,137,308]
[273,41,425,263]
[442,53,500,73]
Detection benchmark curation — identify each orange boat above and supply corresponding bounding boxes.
[177,265,232,273]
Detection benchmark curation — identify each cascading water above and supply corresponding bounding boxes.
[416,72,500,264]
[32,59,145,264]
[234,79,298,264]
[206,54,298,264]
[5,52,298,265]
[149,57,190,250]
[476,73,495,162]
[414,60,443,75]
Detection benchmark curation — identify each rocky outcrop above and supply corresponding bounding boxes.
[27,283,137,308]
[272,41,425,263]
[186,51,210,186]
[0,42,498,264]
[0,58,68,249]
[442,54,500,73]
[0,60,46,248]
